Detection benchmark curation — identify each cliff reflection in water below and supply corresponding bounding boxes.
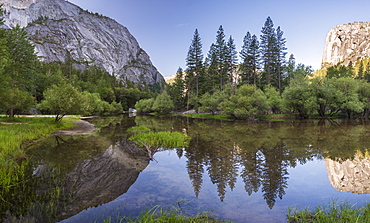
[24,117,150,222]
[325,152,370,194]
[10,116,370,222]
[135,116,370,208]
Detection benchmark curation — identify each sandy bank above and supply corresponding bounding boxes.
[51,119,96,136]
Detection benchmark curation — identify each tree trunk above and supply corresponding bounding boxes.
[9,108,14,119]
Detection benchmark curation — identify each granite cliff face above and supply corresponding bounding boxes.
[0,0,164,85]
[322,22,370,67]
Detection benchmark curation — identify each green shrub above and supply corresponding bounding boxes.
[135,98,154,113]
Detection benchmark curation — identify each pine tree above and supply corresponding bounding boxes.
[225,35,238,86]
[186,29,203,71]
[260,16,277,87]
[275,26,287,93]
[2,25,39,118]
[168,67,186,109]
[285,54,296,82]
[205,43,219,92]
[249,35,260,86]
[239,32,260,86]
[214,25,228,91]
[240,32,251,64]
[185,29,203,109]
[215,25,226,64]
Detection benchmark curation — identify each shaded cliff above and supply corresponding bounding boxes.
[0,0,164,85]
[322,22,370,67]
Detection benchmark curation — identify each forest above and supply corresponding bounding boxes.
[139,17,370,120]
[2,10,370,121]
[0,7,160,121]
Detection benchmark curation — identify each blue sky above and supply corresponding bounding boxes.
[69,0,370,77]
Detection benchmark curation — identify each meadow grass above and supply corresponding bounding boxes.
[103,205,230,223]
[0,115,79,195]
[287,201,370,223]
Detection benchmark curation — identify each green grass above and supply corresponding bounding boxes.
[103,205,230,223]
[183,113,234,121]
[287,201,370,223]
[0,115,79,195]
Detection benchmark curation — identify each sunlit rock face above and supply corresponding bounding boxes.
[325,155,370,193]
[322,22,370,67]
[0,0,164,85]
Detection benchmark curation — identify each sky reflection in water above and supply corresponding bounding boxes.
[24,116,370,223]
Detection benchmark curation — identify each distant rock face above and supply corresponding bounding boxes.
[322,22,370,67]
[0,0,164,86]
[325,155,370,194]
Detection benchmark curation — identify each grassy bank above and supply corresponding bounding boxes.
[287,201,370,223]
[104,205,230,223]
[0,115,79,195]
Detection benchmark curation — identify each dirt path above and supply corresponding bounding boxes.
[51,120,96,136]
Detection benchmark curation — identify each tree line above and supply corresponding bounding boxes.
[0,6,160,121]
[165,16,309,112]
[134,17,370,120]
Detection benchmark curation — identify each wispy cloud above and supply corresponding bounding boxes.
[176,23,190,28]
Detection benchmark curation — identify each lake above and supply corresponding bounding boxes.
[4,115,370,222]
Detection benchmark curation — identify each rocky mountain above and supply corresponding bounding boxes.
[322,22,370,67]
[0,0,164,86]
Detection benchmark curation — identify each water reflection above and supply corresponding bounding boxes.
[4,116,370,222]
[60,143,149,220]
[135,116,370,208]
[325,152,370,194]
[4,117,150,222]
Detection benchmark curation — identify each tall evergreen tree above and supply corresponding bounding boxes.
[185,29,203,109]
[260,16,277,87]
[249,35,260,85]
[225,35,238,86]
[214,25,228,91]
[186,29,203,71]
[240,32,260,85]
[285,54,296,83]
[205,43,219,92]
[168,67,186,109]
[275,26,287,93]
[240,32,251,64]
[0,25,39,118]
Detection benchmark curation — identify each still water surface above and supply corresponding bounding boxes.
[9,116,370,222]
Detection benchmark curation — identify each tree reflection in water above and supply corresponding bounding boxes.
[135,116,370,209]
[6,115,370,222]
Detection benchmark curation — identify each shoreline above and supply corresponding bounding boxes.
[51,119,97,136]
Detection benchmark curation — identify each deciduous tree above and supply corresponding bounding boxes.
[219,85,267,120]
[152,91,175,114]
[37,83,84,121]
